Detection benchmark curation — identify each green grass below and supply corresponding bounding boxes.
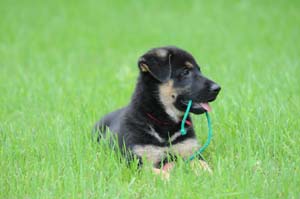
[1,0,300,198]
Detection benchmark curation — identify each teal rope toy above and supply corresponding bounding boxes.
[180,100,213,161]
[180,100,193,136]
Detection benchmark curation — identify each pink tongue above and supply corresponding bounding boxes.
[200,103,212,112]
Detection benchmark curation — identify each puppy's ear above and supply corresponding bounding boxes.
[138,49,171,83]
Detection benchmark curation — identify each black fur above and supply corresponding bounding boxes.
[94,46,221,167]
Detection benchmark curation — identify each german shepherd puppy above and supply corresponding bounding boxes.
[94,46,221,172]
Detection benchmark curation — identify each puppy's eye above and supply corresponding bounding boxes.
[182,68,190,76]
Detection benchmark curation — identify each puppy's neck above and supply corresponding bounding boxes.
[158,80,183,123]
[160,103,182,123]
[131,75,183,123]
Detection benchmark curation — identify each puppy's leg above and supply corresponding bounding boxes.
[190,159,213,175]
[162,162,175,171]
[152,161,176,180]
[152,168,170,180]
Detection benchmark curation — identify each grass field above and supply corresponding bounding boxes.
[1,0,300,198]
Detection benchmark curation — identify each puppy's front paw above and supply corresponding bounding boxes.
[152,168,170,180]
[190,160,213,175]
[162,162,175,172]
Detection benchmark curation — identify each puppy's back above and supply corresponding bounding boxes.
[93,107,127,141]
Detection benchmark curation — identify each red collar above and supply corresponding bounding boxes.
[146,112,192,126]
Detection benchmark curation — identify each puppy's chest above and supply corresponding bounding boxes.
[147,125,186,144]
[132,126,199,165]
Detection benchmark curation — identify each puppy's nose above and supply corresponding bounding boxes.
[210,83,221,94]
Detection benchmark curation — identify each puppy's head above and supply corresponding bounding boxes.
[138,46,221,118]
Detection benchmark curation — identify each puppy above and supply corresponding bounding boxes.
[94,46,221,174]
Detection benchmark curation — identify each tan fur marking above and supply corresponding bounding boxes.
[132,145,165,164]
[140,63,150,72]
[155,49,168,58]
[185,61,194,68]
[170,138,199,158]
[132,138,199,166]
[159,80,183,122]
[159,80,176,103]
[152,168,170,180]
[190,160,213,174]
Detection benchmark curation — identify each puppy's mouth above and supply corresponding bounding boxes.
[192,102,212,112]
[181,101,212,114]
